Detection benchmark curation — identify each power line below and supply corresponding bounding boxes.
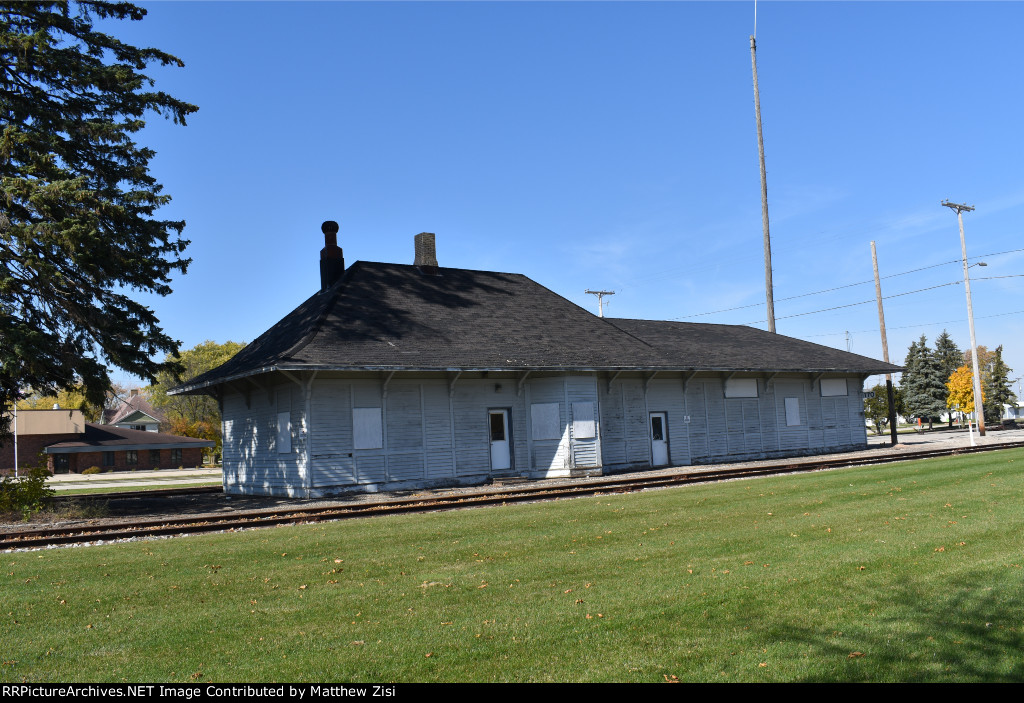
[802,307,1024,339]
[740,281,963,325]
[667,247,1024,322]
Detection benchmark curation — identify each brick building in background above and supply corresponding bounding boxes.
[1,408,212,475]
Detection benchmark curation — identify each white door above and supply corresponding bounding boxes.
[650,412,669,467]
[489,410,511,472]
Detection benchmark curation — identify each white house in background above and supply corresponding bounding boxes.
[101,389,165,433]
[170,223,901,498]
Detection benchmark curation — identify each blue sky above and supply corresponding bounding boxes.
[105,1,1024,391]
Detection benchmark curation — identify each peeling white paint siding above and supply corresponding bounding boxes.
[221,371,869,496]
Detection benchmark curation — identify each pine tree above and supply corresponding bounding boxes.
[0,2,197,439]
[934,330,962,427]
[900,335,947,429]
[982,345,1016,425]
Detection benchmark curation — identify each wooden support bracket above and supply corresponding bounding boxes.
[448,371,462,398]
[381,370,396,398]
[517,371,532,397]
[643,371,659,394]
[606,370,623,394]
[682,370,698,394]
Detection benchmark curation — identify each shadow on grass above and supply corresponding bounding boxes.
[773,572,1024,682]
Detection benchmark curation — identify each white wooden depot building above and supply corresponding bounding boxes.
[172,224,899,497]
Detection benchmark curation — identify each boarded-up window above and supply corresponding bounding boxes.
[725,378,758,398]
[277,411,291,454]
[785,398,801,426]
[820,378,848,397]
[353,408,383,449]
[572,402,596,439]
[531,403,561,440]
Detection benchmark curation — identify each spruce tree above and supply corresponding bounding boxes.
[934,330,963,427]
[0,2,197,439]
[900,335,947,429]
[982,345,1016,425]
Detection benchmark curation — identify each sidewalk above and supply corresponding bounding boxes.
[866,425,1024,450]
[47,467,222,492]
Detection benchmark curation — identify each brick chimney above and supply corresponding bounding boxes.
[320,220,344,290]
[414,232,438,271]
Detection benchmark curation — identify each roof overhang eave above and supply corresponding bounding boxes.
[45,440,216,454]
[170,362,903,394]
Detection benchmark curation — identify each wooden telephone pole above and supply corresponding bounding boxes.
[942,200,986,436]
[585,290,615,318]
[750,34,776,333]
[871,241,899,445]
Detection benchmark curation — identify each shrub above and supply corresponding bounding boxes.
[0,466,56,520]
[82,466,102,475]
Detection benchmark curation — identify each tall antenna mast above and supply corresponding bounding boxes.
[585,289,615,318]
[750,6,776,333]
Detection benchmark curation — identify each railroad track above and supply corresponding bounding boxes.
[5,440,1024,550]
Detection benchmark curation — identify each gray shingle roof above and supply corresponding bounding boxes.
[173,261,899,393]
[102,394,166,427]
[606,318,900,374]
[43,424,215,453]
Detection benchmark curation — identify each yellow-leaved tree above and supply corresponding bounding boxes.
[946,365,984,415]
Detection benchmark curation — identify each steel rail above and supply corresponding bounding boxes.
[5,440,1024,550]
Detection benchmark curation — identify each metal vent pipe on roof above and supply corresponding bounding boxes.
[320,220,345,290]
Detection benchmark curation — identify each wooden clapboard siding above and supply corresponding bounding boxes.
[452,381,493,476]
[647,378,689,467]
[349,379,386,484]
[598,378,627,466]
[222,370,870,495]
[685,381,710,461]
[759,380,780,453]
[423,382,455,479]
[775,380,810,452]
[702,379,729,459]
[529,377,569,472]
[310,379,356,487]
[567,375,601,468]
[385,382,425,481]
[621,379,649,464]
[222,383,304,493]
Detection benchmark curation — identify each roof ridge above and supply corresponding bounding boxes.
[278,260,362,362]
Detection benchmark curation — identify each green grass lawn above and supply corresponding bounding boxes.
[3,450,1023,683]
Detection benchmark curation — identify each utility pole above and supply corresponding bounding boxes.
[871,241,899,446]
[750,33,775,333]
[585,289,615,318]
[12,402,18,478]
[942,200,985,436]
